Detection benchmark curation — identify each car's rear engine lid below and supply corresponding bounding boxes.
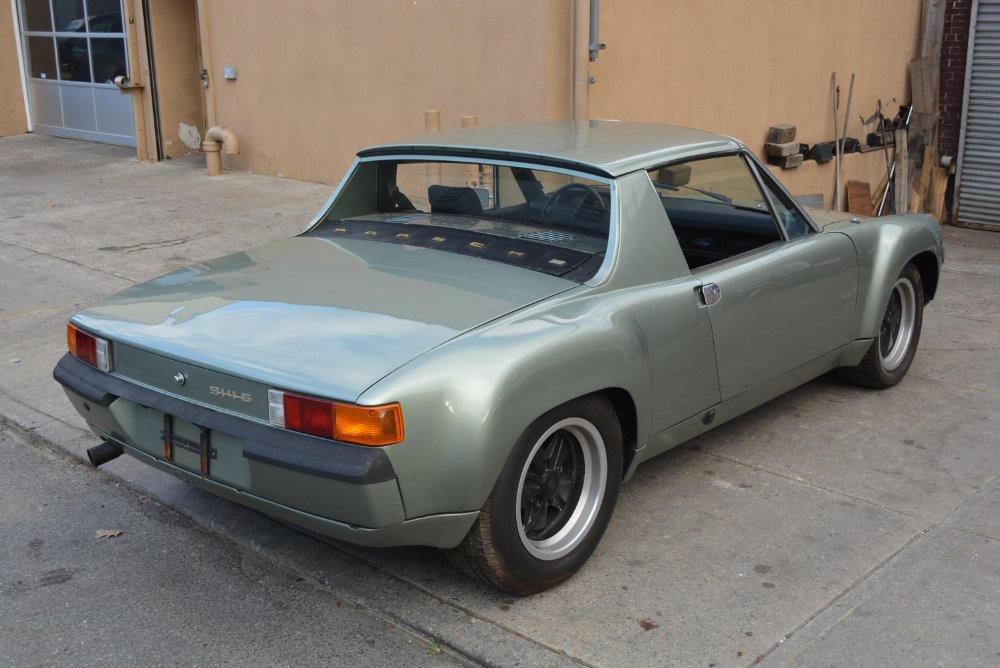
[73,236,578,402]
[305,215,607,282]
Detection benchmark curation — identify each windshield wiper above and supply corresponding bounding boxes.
[652,181,732,204]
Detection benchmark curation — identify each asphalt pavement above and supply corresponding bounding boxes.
[0,424,461,667]
[1,133,998,667]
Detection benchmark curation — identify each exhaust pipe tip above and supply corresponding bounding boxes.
[87,441,123,468]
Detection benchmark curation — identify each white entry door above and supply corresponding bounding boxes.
[19,0,135,147]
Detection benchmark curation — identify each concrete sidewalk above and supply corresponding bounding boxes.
[2,133,999,667]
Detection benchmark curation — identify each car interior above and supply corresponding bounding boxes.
[649,155,812,270]
[377,162,612,240]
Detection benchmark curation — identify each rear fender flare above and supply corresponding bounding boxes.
[843,215,942,341]
[359,307,652,521]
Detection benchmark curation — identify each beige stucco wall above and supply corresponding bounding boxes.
[590,0,922,207]
[3,0,924,208]
[197,0,573,183]
[187,0,919,201]
[0,0,28,137]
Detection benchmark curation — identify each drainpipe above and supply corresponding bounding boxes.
[202,126,239,176]
[573,0,590,121]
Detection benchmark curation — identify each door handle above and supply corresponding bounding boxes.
[700,283,722,306]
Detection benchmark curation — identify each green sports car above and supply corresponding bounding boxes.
[55,121,943,594]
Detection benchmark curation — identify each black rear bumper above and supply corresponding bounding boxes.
[53,353,396,485]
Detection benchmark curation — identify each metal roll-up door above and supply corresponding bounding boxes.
[956,0,1000,230]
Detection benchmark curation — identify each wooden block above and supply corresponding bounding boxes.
[766,125,796,143]
[656,164,691,186]
[908,113,938,166]
[916,146,937,213]
[846,181,874,217]
[894,128,909,214]
[765,141,799,157]
[930,166,948,223]
[768,153,803,169]
[920,0,946,61]
[910,58,940,114]
[796,194,824,209]
[779,153,803,169]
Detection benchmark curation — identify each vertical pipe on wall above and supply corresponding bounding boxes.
[573,0,589,120]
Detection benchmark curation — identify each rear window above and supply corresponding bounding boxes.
[381,161,611,239]
[307,159,614,282]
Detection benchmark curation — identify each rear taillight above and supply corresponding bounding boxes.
[67,323,112,372]
[267,389,404,446]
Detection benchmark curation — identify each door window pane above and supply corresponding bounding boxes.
[52,0,85,31]
[758,171,814,239]
[26,36,58,79]
[57,36,91,81]
[90,37,126,83]
[23,0,53,31]
[648,155,782,270]
[86,0,124,32]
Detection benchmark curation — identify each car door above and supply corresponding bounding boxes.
[649,153,859,401]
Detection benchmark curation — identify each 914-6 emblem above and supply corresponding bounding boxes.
[209,385,252,403]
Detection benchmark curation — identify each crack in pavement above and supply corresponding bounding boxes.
[97,237,193,252]
[0,238,140,284]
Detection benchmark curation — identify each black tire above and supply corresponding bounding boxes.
[445,395,623,595]
[843,262,924,389]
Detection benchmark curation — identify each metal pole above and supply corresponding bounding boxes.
[838,73,855,212]
[832,72,841,211]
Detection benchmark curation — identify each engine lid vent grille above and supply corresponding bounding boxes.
[519,230,576,243]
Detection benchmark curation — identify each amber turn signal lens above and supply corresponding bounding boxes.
[334,403,405,446]
[271,389,404,446]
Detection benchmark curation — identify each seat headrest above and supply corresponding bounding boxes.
[428,185,483,215]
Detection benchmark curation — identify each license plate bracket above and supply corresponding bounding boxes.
[160,413,216,476]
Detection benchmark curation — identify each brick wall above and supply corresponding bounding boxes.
[938,0,973,159]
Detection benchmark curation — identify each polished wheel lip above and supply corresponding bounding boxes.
[516,417,607,561]
[879,277,916,371]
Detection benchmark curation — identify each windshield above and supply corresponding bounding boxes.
[307,159,613,282]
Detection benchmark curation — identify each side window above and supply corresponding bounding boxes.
[647,155,782,270]
[756,170,814,239]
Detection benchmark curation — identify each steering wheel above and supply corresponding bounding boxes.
[540,183,607,220]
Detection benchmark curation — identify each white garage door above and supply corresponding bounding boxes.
[18,0,136,147]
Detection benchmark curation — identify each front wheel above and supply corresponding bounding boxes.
[844,262,924,388]
[445,395,622,594]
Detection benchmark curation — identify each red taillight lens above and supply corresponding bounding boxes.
[67,323,112,371]
[268,389,404,446]
[283,393,335,437]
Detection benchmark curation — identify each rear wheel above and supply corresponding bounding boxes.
[844,263,924,388]
[446,395,622,594]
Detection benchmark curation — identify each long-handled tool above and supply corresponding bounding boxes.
[832,73,841,211]
[838,73,855,212]
[877,103,914,216]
